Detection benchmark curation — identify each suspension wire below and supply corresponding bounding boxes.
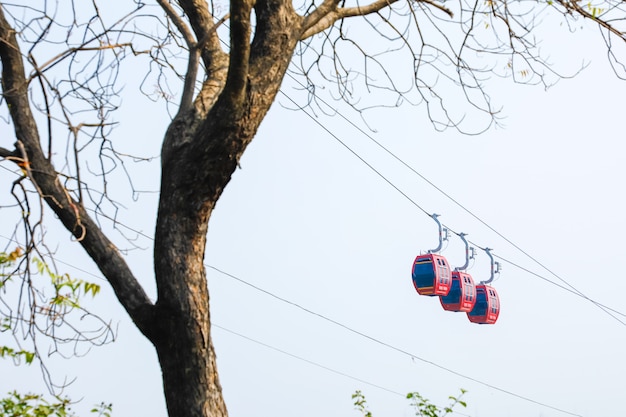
[206,265,582,417]
[282,71,625,323]
[492,252,626,318]
[445,227,625,325]
[0,229,581,415]
[212,322,475,417]
[278,91,432,219]
[212,323,405,397]
[275,89,626,325]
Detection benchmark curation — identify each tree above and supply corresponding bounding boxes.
[0,1,624,416]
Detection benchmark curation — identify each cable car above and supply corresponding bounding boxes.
[466,247,500,324]
[440,271,476,312]
[467,284,500,324]
[412,253,451,296]
[412,213,451,296]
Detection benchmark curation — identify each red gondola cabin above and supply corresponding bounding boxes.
[440,271,476,312]
[467,284,500,324]
[412,254,451,296]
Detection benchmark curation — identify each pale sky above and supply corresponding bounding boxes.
[1,5,625,417]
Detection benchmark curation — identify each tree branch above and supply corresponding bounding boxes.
[418,0,454,18]
[223,0,254,112]
[177,0,228,71]
[300,0,453,39]
[301,0,341,37]
[0,146,17,158]
[159,1,231,116]
[158,0,197,47]
[182,13,230,114]
[556,0,625,40]
[301,0,398,39]
[0,6,155,336]
[160,1,230,116]
[158,0,203,115]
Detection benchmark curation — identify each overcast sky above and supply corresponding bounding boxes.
[1,6,626,417]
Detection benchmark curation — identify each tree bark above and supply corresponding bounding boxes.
[148,1,303,415]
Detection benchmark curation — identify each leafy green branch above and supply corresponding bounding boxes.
[0,392,72,417]
[353,389,469,417]
[1,247,113,392]
[31,257,101,310]
[0,392,113,417]
[352,391,372,417]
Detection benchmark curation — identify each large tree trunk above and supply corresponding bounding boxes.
[150,109,283,417]
[150,94,294,417]
[149,3,302,414]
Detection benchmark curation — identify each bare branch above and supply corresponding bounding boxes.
[178,13,230,115]
[299,0,452,39]
[156,1,231,115]
[0,6,155,335]
[555,0,625,40]
[0,146,17,158]
[158,0,197,48]
[301,0,342,37]
[177,0,228,71]
[418,0,454,18]
[28,44,133,81]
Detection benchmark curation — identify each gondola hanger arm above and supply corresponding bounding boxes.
[481,247,500,285]
[428,213,448,254]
